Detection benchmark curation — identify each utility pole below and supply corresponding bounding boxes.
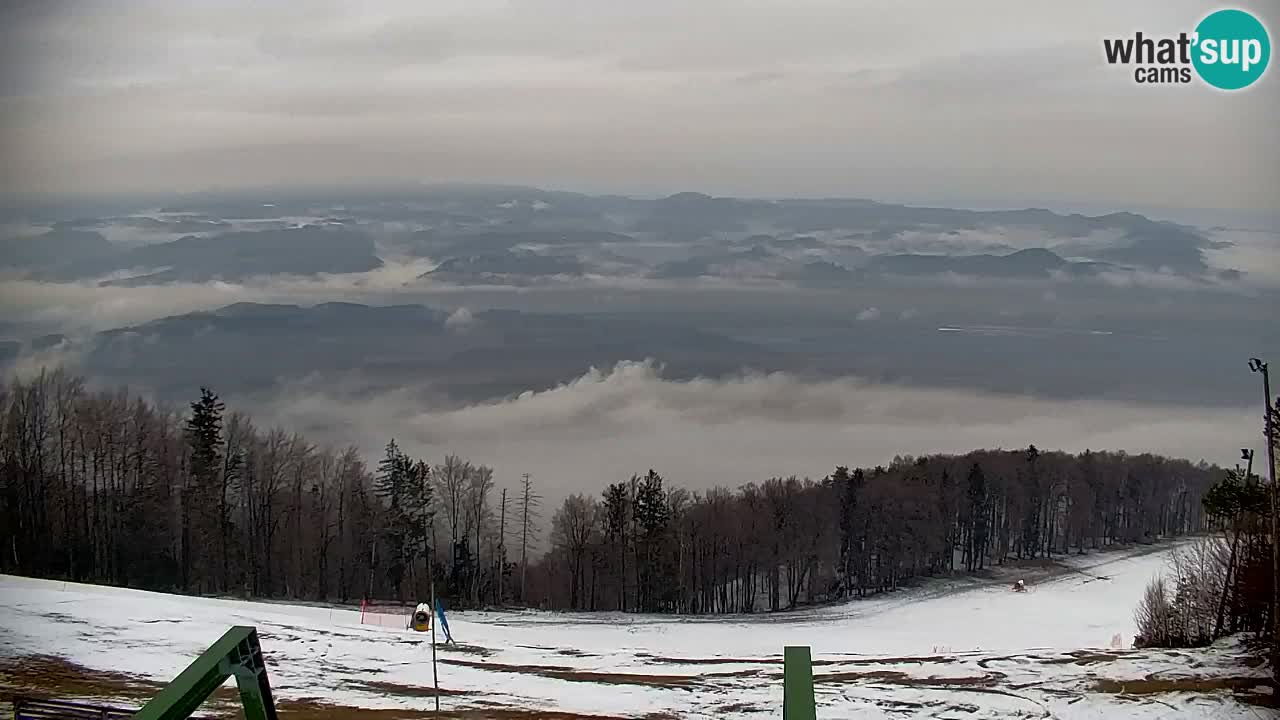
[498,488,507,606]
[521,474,531,604]
[1248,357,1278,684]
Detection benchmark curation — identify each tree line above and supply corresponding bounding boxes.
[0,369,1226,615]
[0,370,540,607]
[1134,418,1277,686]
[533,446,1221,612]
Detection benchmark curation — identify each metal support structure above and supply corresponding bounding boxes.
[133,626,278,720]
[1248,357,1278,683]
[783,646,816,720]
[13,697,136,720]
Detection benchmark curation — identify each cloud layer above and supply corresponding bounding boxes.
[250,360,1258,508]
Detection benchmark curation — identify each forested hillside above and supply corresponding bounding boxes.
[536,452,1218,613]
[0,369,1222,613]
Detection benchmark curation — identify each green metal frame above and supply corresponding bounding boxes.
[133,626,278,720]
[783,645,816,720]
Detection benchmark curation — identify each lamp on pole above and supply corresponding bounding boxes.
[1248,357,1277,682]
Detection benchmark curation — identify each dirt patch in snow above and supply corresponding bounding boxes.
[437,656,762,688]
[275,700,633,720]
[1039,649,1136,665]
[638,653,952,667]
[342,679,473,698]
[0,654,240,715]
[437,643,496,657]
[638,654,770,665]
[1093,674,1275,701]
[815,669,1000,688]
[0,654,244,704]
[0,656,652,720]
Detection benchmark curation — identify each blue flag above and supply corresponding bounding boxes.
[435,599,454,643]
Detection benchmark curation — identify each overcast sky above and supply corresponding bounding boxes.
[1,0,1276,209]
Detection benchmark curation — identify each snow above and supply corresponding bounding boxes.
[0,542,1270,719]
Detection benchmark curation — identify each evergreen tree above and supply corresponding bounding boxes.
[374,440,433,600]
[182,387,224,592]
[634,470,669,611]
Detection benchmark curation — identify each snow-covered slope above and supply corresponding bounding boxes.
[0,542,1270,719]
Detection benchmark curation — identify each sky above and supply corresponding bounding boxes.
[1,0,1277,210]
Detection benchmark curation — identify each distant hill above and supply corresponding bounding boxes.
[1,186,1234,287]
[424,250,586,281]
[409,229,634,257]
[867,248,1114,278]
[650,246,784,279]
[0,228,115,268]
[80,302,769,402]
[56,226,382,283]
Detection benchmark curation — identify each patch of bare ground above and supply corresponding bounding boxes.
[275,700,632,720]
[1093,675,1278,707]
[0,656,675,720]
[439,657,720,688]
[526,669,696,689]
[1038,650,1136,666]
[1094,675,1270,694]
[0,654,240,714]
[815,670,999,688]
[342,679,471,698]
[639,654,773,666]
[639,653,951,667]
[831,655,951,666]
[438,643,495,658]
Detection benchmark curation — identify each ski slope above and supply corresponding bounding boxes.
[0,542,1270,719]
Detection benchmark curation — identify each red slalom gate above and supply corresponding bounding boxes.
[359,598,413,629]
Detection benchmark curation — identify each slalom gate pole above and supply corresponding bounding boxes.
[431,577,440,713]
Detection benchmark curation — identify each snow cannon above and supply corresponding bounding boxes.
[410,602,433,632]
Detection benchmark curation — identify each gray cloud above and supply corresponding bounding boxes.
[3,1,1277,208]
[445,306,474,330]
[0,258,440,333]
[247,360,1258,510]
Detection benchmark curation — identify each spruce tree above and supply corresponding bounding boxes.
[375,440,433,600]
[182,387,224,591]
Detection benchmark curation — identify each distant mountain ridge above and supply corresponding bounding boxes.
[868,248,1116,278]
[0,186,1231,285]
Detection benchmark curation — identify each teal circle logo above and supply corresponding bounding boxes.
[1192,9,1270,90]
